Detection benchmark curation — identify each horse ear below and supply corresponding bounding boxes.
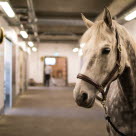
[103,7,112,29]
[81,13,94,28]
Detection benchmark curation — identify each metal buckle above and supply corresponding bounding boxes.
[101,100,108,114]
[118,66,122,73]
[118,44,121,52]
[116,62,122,73]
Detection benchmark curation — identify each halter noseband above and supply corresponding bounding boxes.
[77,29,121,101]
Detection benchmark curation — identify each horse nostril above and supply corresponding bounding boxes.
[81,93,88,102]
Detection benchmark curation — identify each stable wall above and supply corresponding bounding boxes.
[28,42,80,84]
[124,19,136,40]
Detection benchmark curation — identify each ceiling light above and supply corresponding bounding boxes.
[32,47,37,52]
[0,2,15,18]
[124,10,136,21]
[28,41,34,47]
[73,48,79,53]
[80,43,85,48]
[20,31,28,39]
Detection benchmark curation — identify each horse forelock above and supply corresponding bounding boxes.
[80,21,105,43]
[81,20,115,54]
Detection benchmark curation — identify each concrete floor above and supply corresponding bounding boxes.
[0,86,108,136]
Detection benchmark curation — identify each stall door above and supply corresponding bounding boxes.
[4,38,12,108]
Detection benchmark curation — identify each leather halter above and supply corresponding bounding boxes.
[77,29,121,101]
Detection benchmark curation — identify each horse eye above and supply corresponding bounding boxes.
[102,48,110,54]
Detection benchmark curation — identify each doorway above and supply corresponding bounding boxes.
[44,56,67,86]
[4,38,13,108]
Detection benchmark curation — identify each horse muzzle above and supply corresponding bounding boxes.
[75,92,95,108]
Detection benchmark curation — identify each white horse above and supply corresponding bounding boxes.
[73,8,136,136]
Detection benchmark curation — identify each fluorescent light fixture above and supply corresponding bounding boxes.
[80,43,85,48]
[124,10,136,21]
[32,47,37,52]
[73,48,79,53]
[20,31,28,39]
[78,49,83,56]
[28,41,34,47]
[0,2,15,18]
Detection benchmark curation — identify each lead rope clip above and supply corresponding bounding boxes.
[101,100,108,115]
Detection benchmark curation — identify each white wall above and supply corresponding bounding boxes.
[28,42,80,84]
[124,19,136,40]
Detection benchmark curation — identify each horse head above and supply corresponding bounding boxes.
[73,8,128,108]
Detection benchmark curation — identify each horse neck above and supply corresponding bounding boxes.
[119,36,136,109]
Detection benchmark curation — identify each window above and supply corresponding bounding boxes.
[45,57,56,65]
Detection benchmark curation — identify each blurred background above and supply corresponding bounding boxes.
[0,0,135,135]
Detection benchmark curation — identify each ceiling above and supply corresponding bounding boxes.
[5,0,135,42]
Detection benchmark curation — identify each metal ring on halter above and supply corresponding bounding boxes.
[118,66,122,73]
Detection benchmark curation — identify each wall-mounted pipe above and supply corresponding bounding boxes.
[26,0,39,42]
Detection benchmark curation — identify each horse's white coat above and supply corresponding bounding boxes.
[73,9,136,136]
